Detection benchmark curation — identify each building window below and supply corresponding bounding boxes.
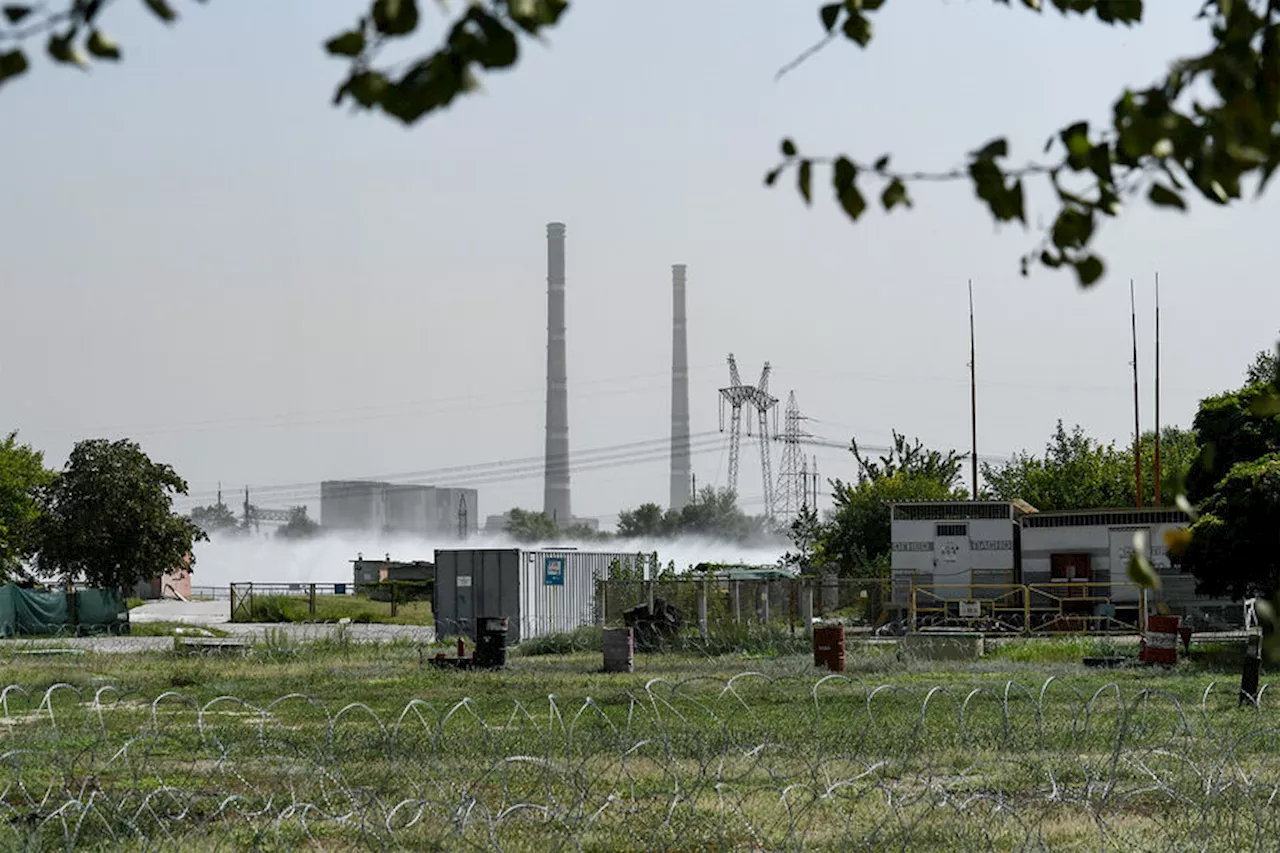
[936,523,969,537]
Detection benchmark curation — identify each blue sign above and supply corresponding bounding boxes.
[544,557,565,586]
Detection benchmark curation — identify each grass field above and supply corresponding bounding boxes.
[0,635,1275,851]
[235,593,433,625]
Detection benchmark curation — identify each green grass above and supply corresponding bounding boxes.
[124,596,145,610]
[235,593,433,625]
[0,636,1271,851]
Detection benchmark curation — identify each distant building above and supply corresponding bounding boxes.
[321,480,478,537]
[132,553,193,601]
[352,554,434,587]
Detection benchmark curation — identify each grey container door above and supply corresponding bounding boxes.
[455,554,475,639]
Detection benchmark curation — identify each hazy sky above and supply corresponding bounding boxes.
[5,1,1279,527]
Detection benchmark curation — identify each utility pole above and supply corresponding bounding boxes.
[968,280,979,498]
[1154,272,1162,506]
[1130,279,1143,509]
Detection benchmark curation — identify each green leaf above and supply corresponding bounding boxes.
[764,167,782,187]
[1148,183,1185,210]
[1073,255,1105,287]
[873,154,889,172]
[880,178,909,211]
[325,30,366,57]
[2,5,30,23]
[372,0,418,36]
[971,137,1009,160]
[820,3,841,31]
[1021,0,1042,9]
[1126,531,1161,589]
[86,30,121,60]
[0,48,27,84]
[341,70,389,108]
[1219,0,1233,19]
[797,159,812,205]
[47,32,87,67]
[1248,392,1280,416]
[832,157,866,220]
[780,138,796,158]
[469,9,519,69]
[841,10,872,46]
[142,0,177,23]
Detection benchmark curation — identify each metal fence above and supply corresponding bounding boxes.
[229,581,432,623]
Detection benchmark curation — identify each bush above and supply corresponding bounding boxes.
[518,626,603,656]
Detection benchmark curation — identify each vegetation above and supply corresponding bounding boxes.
[501,506,563,542]
[189,499,238,535]
[982,421,1198,510]
[8,3,1279,287]
[616,487,766,543]
[0,431,53,580]
[35,438,205,591]
[275,505,321,540]
[236,593,433,625]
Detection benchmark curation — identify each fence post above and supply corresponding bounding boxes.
[732,581,741,623]
[697,580,708,639]
[647,578,655,614]
[249,583,254,623]
[909,575,917,633]
[800,581,813,637]
[309,583,316,618]
[391,583,398,618]
[759,582,770,624]
[1022,585,1031,635]
[789,580,796,636]
[596,579,606,627]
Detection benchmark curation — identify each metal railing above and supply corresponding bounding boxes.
[907,581,1148,634]
[228,581,432,623]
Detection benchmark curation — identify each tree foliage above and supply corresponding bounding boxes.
[7,2,1279,286]
[0,431,53,579]
[819,433,967,578]
[981,421,1197,510]
[503,507,561,543]
[614,488,765,543]
[276,506,321,540]
[1183,453,1280,600]
[190,500,238,535]
[1186,382,1280,501]
[35,439,206,590]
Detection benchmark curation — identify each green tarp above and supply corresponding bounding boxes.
[0,584,128,638]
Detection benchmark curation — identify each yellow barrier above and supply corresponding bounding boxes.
[909,581,1145,634]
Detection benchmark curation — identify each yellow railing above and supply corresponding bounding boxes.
[909,581,1146,634]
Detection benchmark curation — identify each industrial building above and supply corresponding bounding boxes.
[890,500,1244,630]
[434,548,647,643]
[320,480,478,537]
[351,554,434,587]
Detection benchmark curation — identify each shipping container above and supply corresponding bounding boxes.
[434,549,649,643]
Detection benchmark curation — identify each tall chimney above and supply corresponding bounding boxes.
[544,222,571,524]
[669,264,691,510]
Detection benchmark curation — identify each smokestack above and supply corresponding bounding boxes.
[544,222,571,524]
[670,264,691,510]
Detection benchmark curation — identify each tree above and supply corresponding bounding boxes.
[276,506,321,540]
[674,487,765,542]
[0,431,54,580]
[781,504,826,573]
[1245,340,1280,386]
[1186,383,1280,501]
[190,500,239,535]
[981,421,1196,510]
[35,439,206,590]
[1182,453,1280,600]
[6,2,1274,287]
[503,507,560,543]
[819,433,967,577]
[616,503,675,539]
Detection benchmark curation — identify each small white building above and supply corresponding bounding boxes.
[890,501,1035,604]
[1020,507,1239,627]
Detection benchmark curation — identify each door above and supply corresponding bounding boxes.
[934,523,971,601]
[454,556,474,638]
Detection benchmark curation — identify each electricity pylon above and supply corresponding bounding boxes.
[718,354,778,519]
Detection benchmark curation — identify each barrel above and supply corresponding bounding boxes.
[813,624,846,672]
[603,627,634,673]
[474,616,509,669]
[1141,615,1180,665]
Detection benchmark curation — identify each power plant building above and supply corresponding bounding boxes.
[321,480,478,537]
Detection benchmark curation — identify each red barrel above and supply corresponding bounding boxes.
[813,625,846,672]
[1141,615,1180,665]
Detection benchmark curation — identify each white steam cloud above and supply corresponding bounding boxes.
[190,531,789,588]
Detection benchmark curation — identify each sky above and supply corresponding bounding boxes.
[5,0,1280,532]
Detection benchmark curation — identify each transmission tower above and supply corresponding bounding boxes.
[718,354,779,519]
[457,494,469,539]
[777,391,813,525]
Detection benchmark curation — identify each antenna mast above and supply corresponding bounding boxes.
[969,280,979,498]
[1131,279,1143,509]
[1154,272,1162,506]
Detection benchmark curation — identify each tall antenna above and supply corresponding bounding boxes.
[1131,279,1143,509]
[1154,271,1162,506]
[968,279,979,498]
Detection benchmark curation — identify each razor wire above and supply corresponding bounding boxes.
[2,671,1280,850]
